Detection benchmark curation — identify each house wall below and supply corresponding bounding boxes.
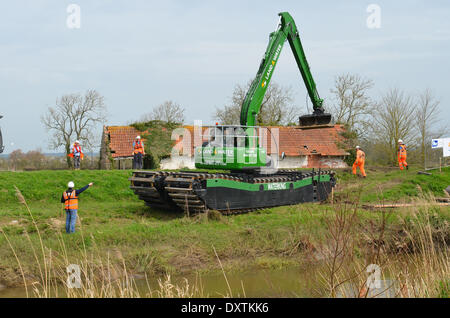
[318,156,348,168]
[99,128,112,170]
[114,158,133,169]
[159,154,346,170]
[271,155,308,169]
[160,156,195,170]
[307,155,348,168]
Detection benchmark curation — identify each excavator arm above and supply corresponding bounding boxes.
[240,12,331,127]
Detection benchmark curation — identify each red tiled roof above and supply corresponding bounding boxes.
[273,125,349,156]
[105,124,349,159]
[106,126,143,158]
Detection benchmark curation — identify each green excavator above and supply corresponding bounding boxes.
[129,12,335,214]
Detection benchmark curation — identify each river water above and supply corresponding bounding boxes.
[0,262,408,298]
[0,266,324,298]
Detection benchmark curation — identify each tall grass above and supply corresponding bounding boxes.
[0,186,246,298]
[0,186,211,298]
[1,181,447,298]
[315,189,449,298]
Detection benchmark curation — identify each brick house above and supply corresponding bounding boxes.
[99,126,142,169]
[99,124,349,169]
[271,125,350,168]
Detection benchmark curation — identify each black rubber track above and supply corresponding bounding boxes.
[129,169,335,215]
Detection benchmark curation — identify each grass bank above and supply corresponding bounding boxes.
[0,167,448,297]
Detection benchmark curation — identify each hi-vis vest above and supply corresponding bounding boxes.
[63,190,78,210]
[68,144,84,159]
[398,144,407,157]
[134,140,144,154]
[356,149,366,161]
[73,145,82,156]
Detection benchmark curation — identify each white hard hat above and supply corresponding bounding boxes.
[75,140,80,144]
[355,146,360,149]
[398,139,403,143]
[136,136,141,139]
[68,181,75,188]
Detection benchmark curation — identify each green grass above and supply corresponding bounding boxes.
[335,166,450,202]
[0,170,136,207]
[0,167,449,289]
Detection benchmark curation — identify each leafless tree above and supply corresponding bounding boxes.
[24,149,46,170]
[214,81,299,126]
[415,89,444,169]
[41,89,107,167]
[9,149,23,171]
[142,100,185,124]
[370,88,416,165]
[329,73,375,138]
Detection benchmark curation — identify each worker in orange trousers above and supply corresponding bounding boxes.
[352,146,366,178]
[397,139,408,170]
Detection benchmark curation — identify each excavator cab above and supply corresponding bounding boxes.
[0,115,4,154]
[195,125,268,171]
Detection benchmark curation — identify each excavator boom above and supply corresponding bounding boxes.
[240,12,331,127]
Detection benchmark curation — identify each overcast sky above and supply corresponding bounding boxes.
[1,0,449,153]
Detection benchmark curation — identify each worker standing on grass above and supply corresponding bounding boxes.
[61,181,93,234]
[68,140,84,170]
[352,146,367,178]
[132,136,145,169]
[397,139,408,170]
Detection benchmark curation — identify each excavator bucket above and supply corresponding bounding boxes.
[299,113,332,126]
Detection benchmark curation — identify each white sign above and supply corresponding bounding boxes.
[444,140,450,158]
[431,139,442,148]
[431,138,450,148]
[432,137,450,157]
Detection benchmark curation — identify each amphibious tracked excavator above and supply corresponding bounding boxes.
[129,12,335,214]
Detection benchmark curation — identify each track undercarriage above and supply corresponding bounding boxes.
[129,169,335,215]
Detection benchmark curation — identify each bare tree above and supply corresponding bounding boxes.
[415,89,443,169]
[329,73,374,138]
[142,100,185,124]
[370,88,416,165]
[24,149,46,170]
[214,81,299,126]
[9,149,23,171]
[41,89,107,167]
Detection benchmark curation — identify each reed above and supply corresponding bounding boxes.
[315,189,449,298]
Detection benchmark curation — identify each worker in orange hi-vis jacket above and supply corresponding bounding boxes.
[68,140,84,170]
[397,139,408,170]
[132,136,145,169]
[352,146,367,178]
